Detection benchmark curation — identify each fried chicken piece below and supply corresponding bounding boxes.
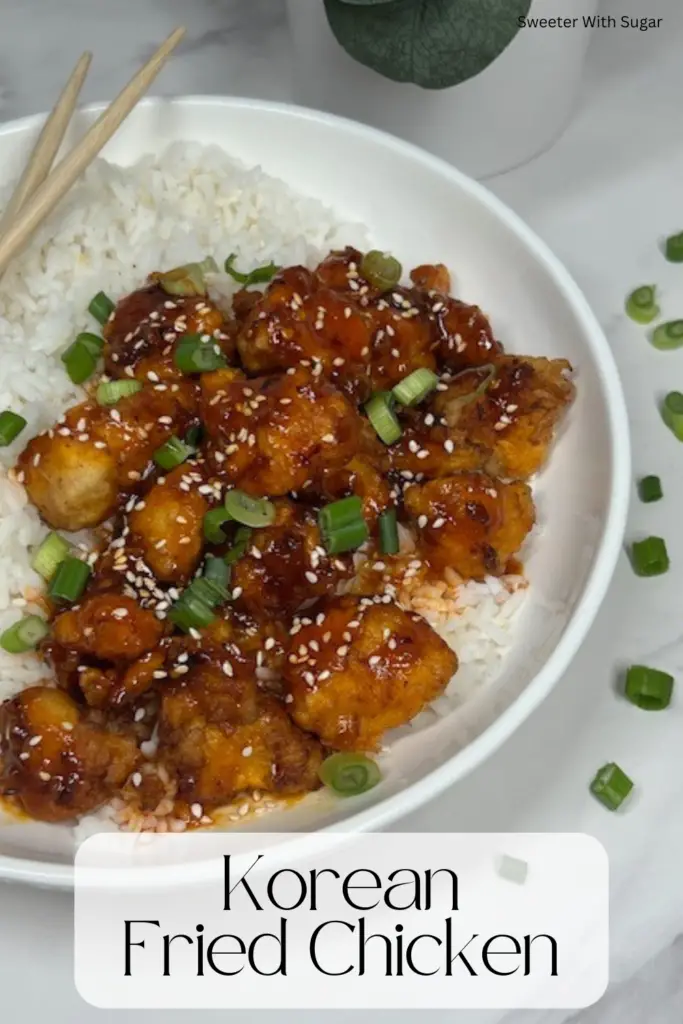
[428,295,502,372]
[18,381,197,530]
[404,472,535,579]
[200,366,362,497]
[285,595,457,750]
[387,408,484,481]
[52,593,164,662]
[368,286,437,390]
[235,265,374,400]
[314,455,393,527]
[159,657,323,808]
[433,356,575,480]
[103,283,235,382]
[126,462,211,582]
[232,500,352,618]
[0,686,139,822]
[410,263,451,294]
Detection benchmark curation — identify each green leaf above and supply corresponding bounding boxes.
[324,0,532,90]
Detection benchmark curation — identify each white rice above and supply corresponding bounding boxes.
[0,142,527,817]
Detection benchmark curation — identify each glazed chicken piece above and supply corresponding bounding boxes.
[231,500,352,618]
[51,592,165,663]
[314,247,374,296]
[433,356,575,480]
[409,263,452,294]
[0,686,139,822]
[18,381,197,530]
[404,472,535,579]
[285,595,457,750]
[103,284,235,382]
[408,265,503,373]
[200,366,362,497]
[235,265,374,399]
[314,455,392,527]
[159,654,323,809]
[126,461,215,582]
[387,408,484,481]
[367,286,437,390]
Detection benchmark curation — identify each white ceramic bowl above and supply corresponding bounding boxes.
[0,97,630,887]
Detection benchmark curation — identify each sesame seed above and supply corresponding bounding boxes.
[432,517,445,529]
[417,515,428,528]
[337,645,349,657]
[242,746,253,758]
[369,655,381,667]
[38,772,51,782]
[305,571,318,584]
[191,802,203,819]
[28,735,42,747]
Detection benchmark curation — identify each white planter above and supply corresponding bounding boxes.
[287,0,598,179]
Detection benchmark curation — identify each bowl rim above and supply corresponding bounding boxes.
[0,94,631,889]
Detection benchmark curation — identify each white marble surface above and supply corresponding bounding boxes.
[1,0,683,1020]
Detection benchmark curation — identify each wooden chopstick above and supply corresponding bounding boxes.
[0,26,186,278]
[0,52,92,238]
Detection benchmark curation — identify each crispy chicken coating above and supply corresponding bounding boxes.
[404,472,535,579]
[433,356,574,480]
[126,462,211,582]
[285,595,458,750]
[231,500,352,618]
[387,408,484,480]
[0,686,139,821]
[368,286,437,390]
[236,266,374,397]
[18,381,197,530]
[200,366,363,497]
[159,657,323,808]
[103,284,234,382]
[52,593,165,662]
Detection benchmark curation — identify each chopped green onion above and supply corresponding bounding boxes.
[392,368,439,407]
[31,532,70,581]
[167,564,232,632]
[167,588,216,632]
[156,257,218,298]
[96,379,142,406]
[224,254,281,288]
[192,575,229,608]
[203,507,232,544]
[652,320,683,350]
[89,291,115,325]
[319,753,381,797]
[378,509,399,555]
[48,557,91,604]
[590,762,633,811]
[319,496,369,555]
[365,391,402,445]
[225,526,253,565]
[664,232,683,263]
[224,490,275,528]
[359,251,402,292]
[630,536,669,577]
[638,475,663,503]
[0,410,27,447]
[202,555,231,596]
[61,334,104,385]
[174,334,228,374]
[625,285,659,325]
[185,424,204,447]
[153,436,195,471]
[0,615,49,654]
[625,664,674,711]
[661,391,683,440]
